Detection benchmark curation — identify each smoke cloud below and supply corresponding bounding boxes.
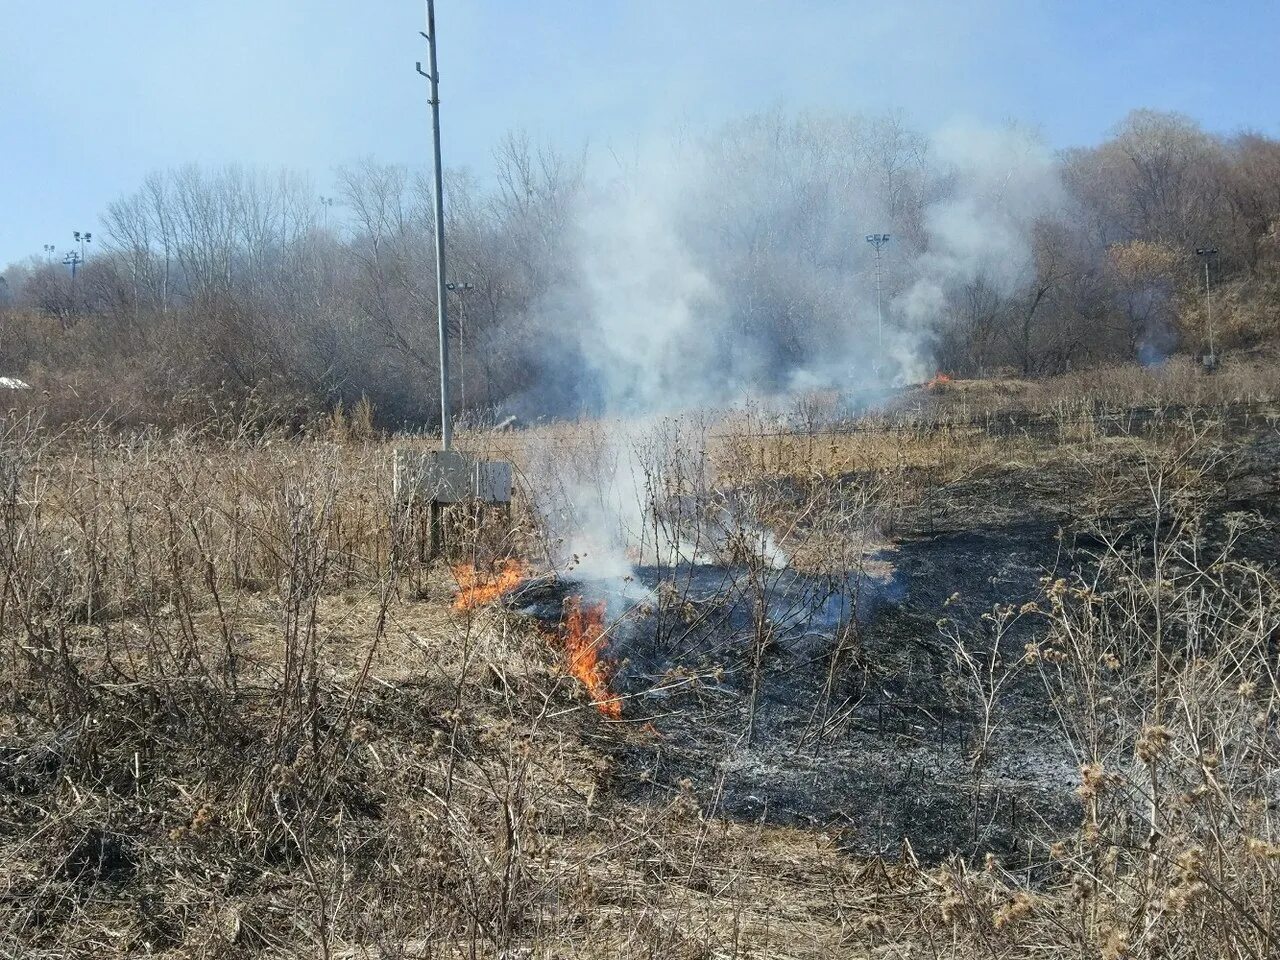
[897,121,1065,351]
[504,113,1069,579]
[506,112,1065,422]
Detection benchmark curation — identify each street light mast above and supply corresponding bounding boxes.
[447,281,475,415]
[74,230,92,263]
[1195,247,1218,367]
[865,233,891,366]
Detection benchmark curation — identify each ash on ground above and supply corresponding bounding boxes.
[517,523,1081,863]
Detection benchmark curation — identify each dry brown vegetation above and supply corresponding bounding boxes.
[2,360,1280,958]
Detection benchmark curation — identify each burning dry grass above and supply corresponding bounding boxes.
[451,557,528,610]
[451,560,622,719]
[551,596,621,719]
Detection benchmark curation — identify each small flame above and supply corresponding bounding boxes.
[926,372,953,391]
[555,596,621,718]
[452,558,528,611]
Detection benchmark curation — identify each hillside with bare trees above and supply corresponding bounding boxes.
[2,108,1278,428]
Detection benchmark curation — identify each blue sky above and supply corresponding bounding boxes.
[2,0,1277,267]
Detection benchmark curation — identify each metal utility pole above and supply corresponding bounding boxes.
[63,251,83,279]
[865,233,891,362]
[447,281,474,413]
[1195,247,1218,365]
[417,0,453,451]
[74,230,92,263]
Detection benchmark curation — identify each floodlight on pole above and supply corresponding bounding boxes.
[1195,247,1218,366]
[865,234,891,365]
[73,230,92,264]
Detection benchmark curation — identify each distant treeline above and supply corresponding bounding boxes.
[2,109,1278,427]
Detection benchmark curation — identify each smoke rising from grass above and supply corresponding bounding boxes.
[515,114,1066,579]
[512,113,1065,422]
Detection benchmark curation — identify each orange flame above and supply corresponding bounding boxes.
[555,596,621,718]
[926,372,953,391]
[452,558,528,611]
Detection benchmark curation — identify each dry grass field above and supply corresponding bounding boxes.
[3,357,1280,958]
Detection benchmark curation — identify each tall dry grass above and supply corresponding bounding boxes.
[0,364,1277,958]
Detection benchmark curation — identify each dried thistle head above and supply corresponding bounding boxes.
[190,802,217,835]
[939,892,965,924]
[1162,878,1207,914]
[1244,837,1280,858]
[1070,873,1094,903]
[992,891,1036,930]
[1135,724,1172,764]
[1077,762,1107,800]
[1174,846,1205,888]
[1162,849,1208,916]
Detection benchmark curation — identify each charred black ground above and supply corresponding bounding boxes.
[517,526,1075,861]
[514,412,1280,863]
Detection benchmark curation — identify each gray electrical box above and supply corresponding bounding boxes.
[394,449,512,504]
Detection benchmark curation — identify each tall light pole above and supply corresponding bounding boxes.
[447,281,474,414]
[63,251,83,279]
[43,244,56,260]
[319,196,336,229]
[1195,247,1218,366]
[865,233,891,365]
[416,0,453,451]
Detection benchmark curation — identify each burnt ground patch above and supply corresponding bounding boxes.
[58,827,138,886]
[642,524,1075,862]
[518,520,1082,863]
[523,419,1280,863]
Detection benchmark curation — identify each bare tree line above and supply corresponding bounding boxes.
[2,108,1278,427]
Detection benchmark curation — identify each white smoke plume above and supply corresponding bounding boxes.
[514,112,1065,423]
[572,147,726,413]
[516,113,1065,577]
[897,121,1066,354]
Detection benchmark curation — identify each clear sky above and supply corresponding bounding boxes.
[2,0,1277,268]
